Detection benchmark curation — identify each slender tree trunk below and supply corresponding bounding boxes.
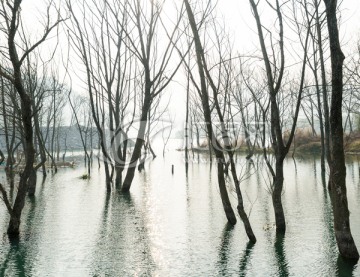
[148,142,156,159]
[2,79,16,181]
[238,91,253,158]
[315,0,331,165]
[316,81,326,175]
[30,98,47,194]
[185,69,190,175]
[195,125,200,147]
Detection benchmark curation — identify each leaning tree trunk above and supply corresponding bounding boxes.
[121,92,151,192]
[184,0,237,225]
[215,153,237,225]
[228,152,257,242]
[324,0,359,260]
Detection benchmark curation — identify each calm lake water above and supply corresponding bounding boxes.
[1,145,360,276]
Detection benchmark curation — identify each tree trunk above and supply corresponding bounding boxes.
[228,153,256,242]
[272,159,286,232]
[314,67,326,175]
[138,145,147,172]
[216,157,237,225]
[185,70,190,175]
[27,169,37,197]
[315,0,331,165]
[115,167,123,189]
[121,94,151,192]
[324,0,359,260]
[7,96,35,237]
[102,160,111,191]
[31,97,47,193]
[5,2,36,235]
[195,125,200,147]
[148,142,156,159]
[184,0,237,225]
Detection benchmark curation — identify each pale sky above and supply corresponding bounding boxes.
[169,0,360,127]
[18,0,360,127]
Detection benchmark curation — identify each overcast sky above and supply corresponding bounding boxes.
[19,0,360,128]
[170,0,360,127]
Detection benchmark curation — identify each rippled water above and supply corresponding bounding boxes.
[0,148,360,276]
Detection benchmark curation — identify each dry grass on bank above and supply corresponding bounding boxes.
[190,128,360,155]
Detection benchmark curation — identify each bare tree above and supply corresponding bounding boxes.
[248,0,311,232]
[118,0,185,192]
[68,92,93,177]
[67,0,136,189]
[323,0,359,260]
[183,0,257,242]
[0,0,64,236]
[301,0,331,179]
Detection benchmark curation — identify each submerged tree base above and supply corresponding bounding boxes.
[335,231,360,261]
[79,174,90,180]
[7,217,20,239]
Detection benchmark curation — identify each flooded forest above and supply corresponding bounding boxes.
[1,0,360,276]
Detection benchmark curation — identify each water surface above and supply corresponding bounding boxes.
[0,149,359,276]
